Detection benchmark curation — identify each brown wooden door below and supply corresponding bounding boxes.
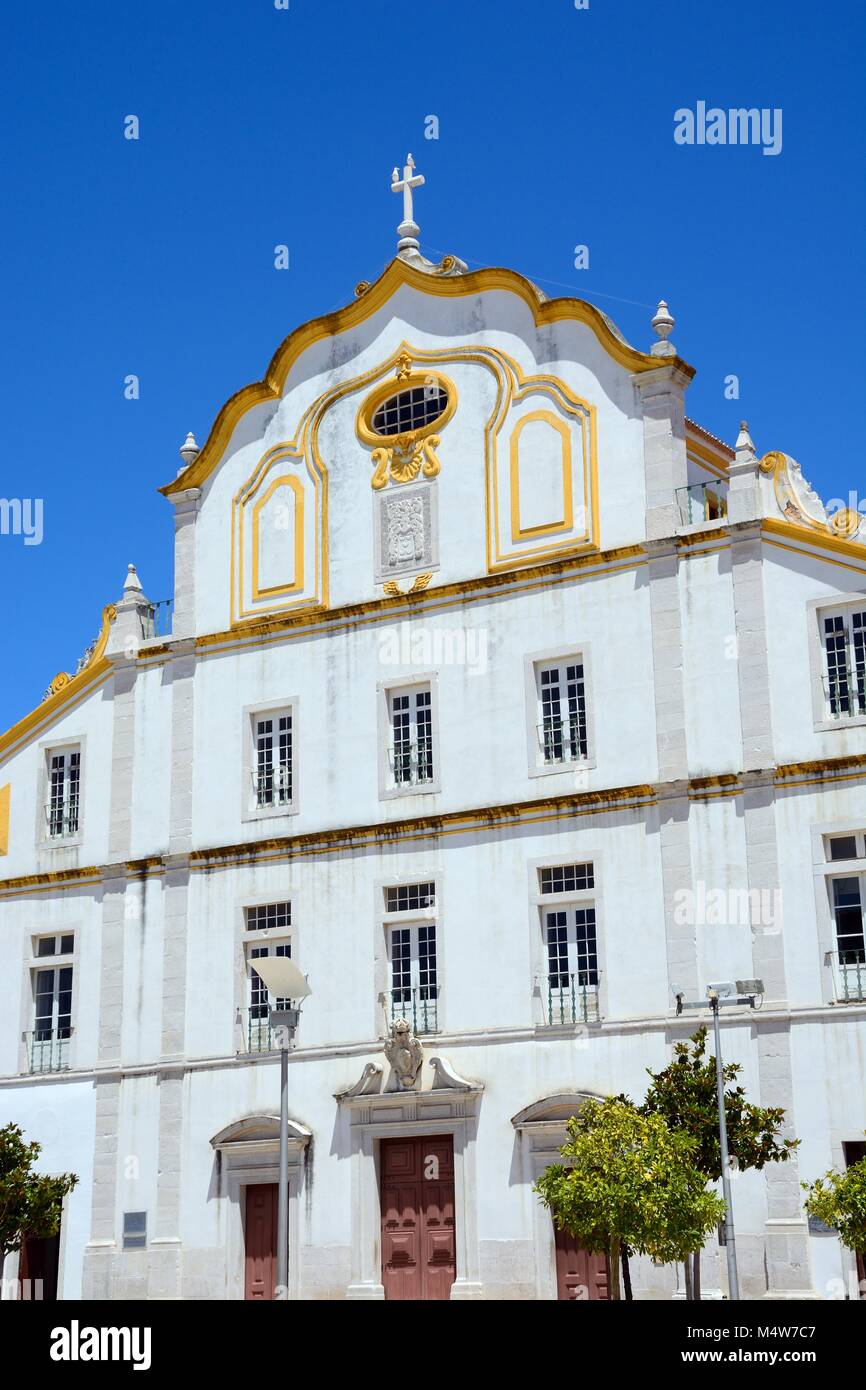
[554,1225,610,1300]
[244,1183,279,1300]
[381,1136,455,1300]
[18,1230,60,1300]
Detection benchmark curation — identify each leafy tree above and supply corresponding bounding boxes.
[534,1097,725,1300]
[802,1151,866,1259]
[643,1026,798,1298]
[0,1124,78,1276]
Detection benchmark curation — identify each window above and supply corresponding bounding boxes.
[36,933,74,957]
[535,862,600,1025]
[244,903,292,1052]
[253,711,292,809]
[536,661,588,764]
[30,957,73,1073]
[540,863,594,894]
[122,1212,147,1251]
[45,747,80,838]
[371,384,449,437]
[389,685,434,787]
[825,834,866,1003]
[385,882,438,1033]
[818,604,866,721]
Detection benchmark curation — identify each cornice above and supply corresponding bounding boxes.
[159,258,694,498]
[4,754,866,896]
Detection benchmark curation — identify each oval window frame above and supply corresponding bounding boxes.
[356,369,458,447]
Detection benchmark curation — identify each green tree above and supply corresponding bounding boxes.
[0,1124,78,1277]
[802,1150,866,1267]
[643,1026,798,1298]
[534,1097,725,1300]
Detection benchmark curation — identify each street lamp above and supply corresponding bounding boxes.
[251,956,312,1302]
[674,978,764,1302]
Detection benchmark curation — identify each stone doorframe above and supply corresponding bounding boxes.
[339,1087,484,1300]
[210,1114,311,1301]
[512,1091,604,1301]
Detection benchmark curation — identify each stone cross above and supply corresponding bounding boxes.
[391,153,424,251]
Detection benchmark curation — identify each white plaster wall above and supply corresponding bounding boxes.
[0,680,115,879]
[192,283,648,638]
[763,550,866,765]
[680,551,743,776]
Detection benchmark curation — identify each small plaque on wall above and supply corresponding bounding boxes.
[373,481,438,583]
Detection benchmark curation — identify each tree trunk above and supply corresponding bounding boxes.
[622,1243,633,1301]
[693,1248,702,1302]
[609,1237,622,1300]
[684,1255,694,1301]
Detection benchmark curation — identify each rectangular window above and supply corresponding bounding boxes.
[388,685,434,787]
[537,862,599,1025]
[385,882,438,1033]
[122,1211,147,1251]
[537,661,588,764]
[46,748,80,838]
[827,831,866,1003]
[245,901,291,935]
[29,963,73,1073]
[36,934,74,958]
[253,711,293,809]
[823,608,866,720]
[540,863,594,894]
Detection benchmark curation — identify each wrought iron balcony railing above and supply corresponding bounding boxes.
[676,481,729,527]
[831,951,866,1003]
[544,976,600,1026]
[390,986,439,1034]
[537,718,588,765]
[389,739,434,787]
[140,599,173,641]
[27,1029,71,1074]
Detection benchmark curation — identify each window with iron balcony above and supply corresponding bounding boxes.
[535,862,600,1026]
[384,881,439,1034]
[241,902,293,1052]
[825,834,866,1004]
[28,934,74,1073]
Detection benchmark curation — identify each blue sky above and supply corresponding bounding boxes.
[0,0,864,731]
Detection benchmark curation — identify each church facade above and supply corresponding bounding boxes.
[2,166,865,1300]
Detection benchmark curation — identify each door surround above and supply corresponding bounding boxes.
[340,1087,483,1300]
[211,1114,310,1301]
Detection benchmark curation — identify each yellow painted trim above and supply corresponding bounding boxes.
[160,259,688,498]
[0,604,117,763]
[251,474,305,599]
[355,368,457,449]
[509,410,574,541]
[232,440,326,624]
[761,517,866,563]
[0,784,9,855]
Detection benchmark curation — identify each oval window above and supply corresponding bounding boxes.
[371,384,449,437]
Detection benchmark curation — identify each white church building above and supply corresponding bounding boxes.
[1,161,865,1300]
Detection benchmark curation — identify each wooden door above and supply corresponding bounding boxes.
[244,1183,279,1300]
[381,1136,455,1300]
[554,1225,610,1300]
[18,1230,60,1300]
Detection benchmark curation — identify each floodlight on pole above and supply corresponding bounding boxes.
[251,956,312,1303]
[673,978,764,1302]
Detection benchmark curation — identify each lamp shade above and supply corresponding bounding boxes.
[252,956,312,1000]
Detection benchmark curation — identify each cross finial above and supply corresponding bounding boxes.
[391,153,425,253]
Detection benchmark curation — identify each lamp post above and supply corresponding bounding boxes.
[675,978,764,1303]
[251,956,312,1301]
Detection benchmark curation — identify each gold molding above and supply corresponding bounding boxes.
[357,367,457,490]
[761,518,866,566]
[251,474,305,599]
[0,603,117,763]
[0,783,9,855]
[509,409,574,541]
[232,441,326,624]
[160,258,687,499]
